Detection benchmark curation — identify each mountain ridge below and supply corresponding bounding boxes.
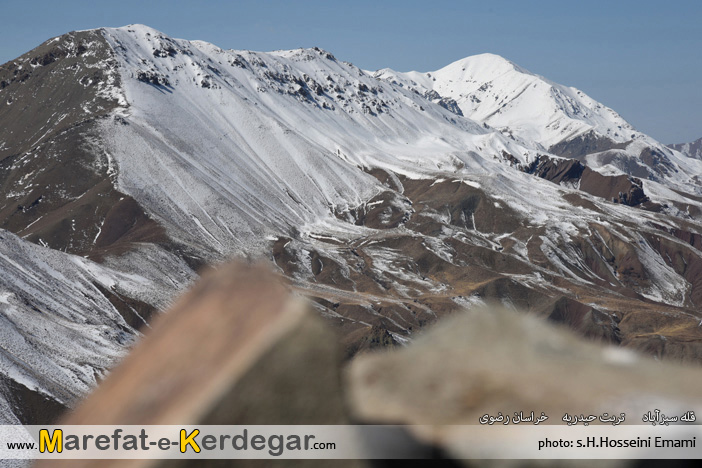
[669,137,702,160]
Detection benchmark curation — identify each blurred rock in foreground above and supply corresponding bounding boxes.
[34,264,702,468]
[36,262,356,468]
[347,305,702,465]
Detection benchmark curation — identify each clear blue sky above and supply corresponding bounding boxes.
[1,0,700,144]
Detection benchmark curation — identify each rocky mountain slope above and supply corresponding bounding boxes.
[2,24,702,424]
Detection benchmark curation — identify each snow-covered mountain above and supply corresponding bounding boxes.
[2,24,702,424]
[374,54,702,193]
[99,26,545,260]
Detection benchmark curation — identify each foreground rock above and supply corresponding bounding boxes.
[38,262,355,468]
[347,306,702,463]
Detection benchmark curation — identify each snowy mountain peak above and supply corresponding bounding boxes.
[435,52,528,81]
[371,51,702,194]
[374,52,636,146]
[376,52,521,84]
[114,23,166,36]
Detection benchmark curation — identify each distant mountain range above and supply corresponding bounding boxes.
[669,137,702,160]
[2,24,702,425]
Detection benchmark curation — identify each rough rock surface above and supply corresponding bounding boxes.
[39,263,356,468]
